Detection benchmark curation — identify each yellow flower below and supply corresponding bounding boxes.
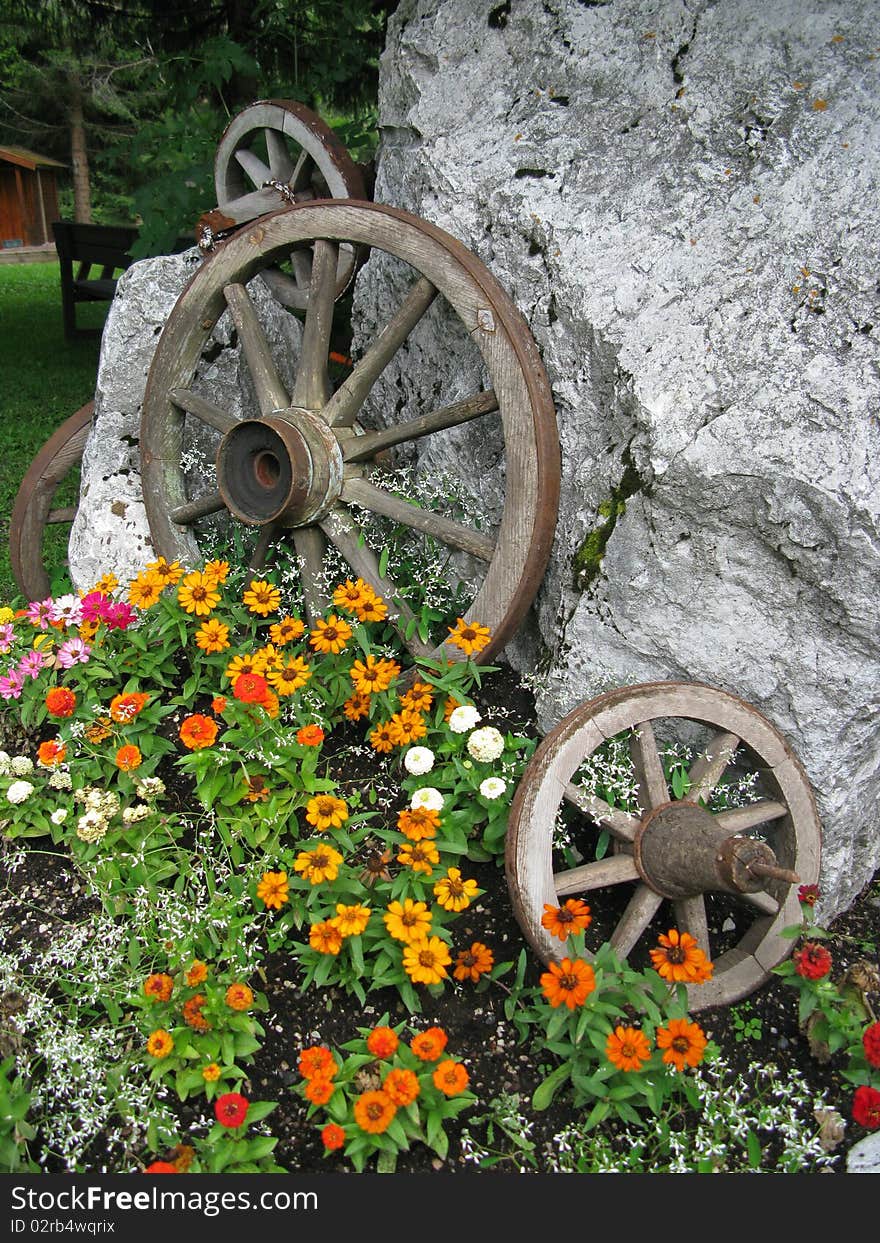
[256,871,289,910]
[305,794,349,832]
[269,615,305,645]
[225,651,268,681]
[242,579,281,616]
[350,654,401,695]
[433,867,479,912]
[388,708,427,746]
[146,557,183,586]
[177,570,221,617]
[446,617,491,656]
[402,937,451,985]
[202,1062,222,1082]
[332,579,370,614]
[92,572,118,596]
[146,1029,174,1059]
[309,614,353,655]
[397,840,439,876]
[331,903,371,938]
[255,642,282,670]
[195,617,230,653]
[383,899,432,944]
[203,559,230,585]
[309,920,344,955]
[267,655,312,695]
[293,844,343,885]
[128,571,164,609]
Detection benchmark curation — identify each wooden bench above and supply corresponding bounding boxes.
[52,220,139,342]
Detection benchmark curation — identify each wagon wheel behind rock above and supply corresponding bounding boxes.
[140,199,560,671]
[9,401,93,602]
[506,681,821,1010]
[207,100,368,308]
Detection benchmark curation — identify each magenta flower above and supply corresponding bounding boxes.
[105,601,136,631]
[16,650,46,679]
[25,599,54,630]
[0,669,25,700]
[0,623,15,653]
[56,638,91,669]
[79,592,113,623]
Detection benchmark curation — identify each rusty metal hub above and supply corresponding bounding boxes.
[216,407,343,527]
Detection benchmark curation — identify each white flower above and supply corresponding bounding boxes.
[411,786,444,812]
[479,777,507,800]
[136,776,165,800]
[0,750,10,776]
[467,726,505,763]
[76,810,107,843]
[50,807,69,825]
[48,768,72,790]
[7,780,34,805]
[449,705,481,734]
[403,746,435,776]
[122,804,151,825]
[10,755,34,776]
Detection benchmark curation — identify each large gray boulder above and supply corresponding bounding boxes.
[68,251,303,590]
[354,0,880,917]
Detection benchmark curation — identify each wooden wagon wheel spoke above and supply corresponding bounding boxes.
[170,490,226,526]
[222,283,290,415]
[10,400,93,602]
[340,476,495,562]
[322,276,438,429]
[212,101,368,312]
[247,521,281,575]
[140,200,560,677]
[506,681,821,1010]
[341,390,499,463]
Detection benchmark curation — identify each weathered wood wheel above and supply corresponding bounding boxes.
[506,681,822,1009]
[208,100,368,308]
[9,400,93,601]
[140,200,560,667]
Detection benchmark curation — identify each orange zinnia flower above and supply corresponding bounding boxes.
[37,739,67,767]
[144,973,174,1002]
[541,898,592,941]
[368,720,396,753]
[256,870,289,910]
[383,1068,420,1106]
[366,1026,399,1058]
[402,936,451,985]
[453,942,494,983]
[383,899,432,944]
[128,572,163,610]
[432,1059,469,1097]
[211,695,227,714]
[201,1063,221,1082]
[182,994,210,1032]
[225,983,254,1011]
[309,614,352,654]
[446,617,491,656]
[195,617,230,653]
[304,1075,335,1106]
[433,867,479,912]
[177,570,221,617]
[146,557,183,586]
[297,724,325,747]
[45,686,76,717]
[331,903,371,938]
[305,794,348,832]
[388,708,427,746]
[298,1046,338,1081]
[353,1090,396,1135]
[294,844,343,886]
[401,681,434,713]
[186,961,208,987]
[397,839,439,875]
[269,615,305,645]
[332,578,370,614]
[146,1029,173,1058]
[343,691,371,721]
[178,714,218,750]
[606,1025,652,1072]
[321,1122,346,1151]
[410,1026,448,1062]
[109,691,149,723]
[309,920,344,955]
[397,806,440,842]
[233,672,269,704]
[540,957,596,1010]
[349,654,400,695]
[242,579,281,616]
[115,744,142,772]
[649,929,714,984]
[655,1018,707,1071]
[353,593,387,623]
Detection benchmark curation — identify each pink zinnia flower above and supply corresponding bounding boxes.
[56,638,91,668]
[25,599,54,630]
[49,594,84,627]
[0,623,15,653]
[79,592,113,623]
[105,601,136,631]
[0,669,25,700]
[16,650,46,679]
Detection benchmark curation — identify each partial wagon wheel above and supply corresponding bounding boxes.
[211,100,368,309]
[9,400,93,601]
[506,681,821,1010]
[140,200,560,669]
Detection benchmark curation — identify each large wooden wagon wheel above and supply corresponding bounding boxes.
[140,200,560,667]
[506,681,821,1009]
[205,100,368,309]
[9,401,93,602]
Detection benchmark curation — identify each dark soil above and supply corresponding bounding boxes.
[3,663,878,1175]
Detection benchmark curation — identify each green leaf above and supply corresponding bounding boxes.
[531,1062,571,1111]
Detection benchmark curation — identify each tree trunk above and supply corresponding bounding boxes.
[69,83,92,223]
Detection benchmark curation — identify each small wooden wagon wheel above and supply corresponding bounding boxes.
[207,100,368,308]
[9,400,93,601]
[506,681,821,1009]
[140,200,560,667]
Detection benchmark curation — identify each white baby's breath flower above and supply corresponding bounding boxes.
[50,807,69,825]
[410,786,444,812]
[403,746,435,776]
[10,755,34,776]
[467,726,505,763]
[6,780,34,805]
[449,705,481,734]
[479,777,507,800]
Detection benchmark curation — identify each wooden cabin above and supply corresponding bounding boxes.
[0,146,65,249]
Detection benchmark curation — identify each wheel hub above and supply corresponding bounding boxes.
[216,408,343,527]
[633,799,783,900]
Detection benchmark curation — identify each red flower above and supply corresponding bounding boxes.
[797,883,820,907]
[862,1022,880,1069]
[792,941,832,980]
[142,1161,178,1174]
[297,724,325,747]
[233,673,269,704]
[45,686,76,718]
[321,1122,346,1151]
[214,1092,249,1129]
[852,1085,880,1130]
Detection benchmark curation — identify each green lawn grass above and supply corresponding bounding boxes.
[0,262,106,605]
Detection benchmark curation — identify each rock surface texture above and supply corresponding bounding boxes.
[358,0,880,917]
[68,251,303,591]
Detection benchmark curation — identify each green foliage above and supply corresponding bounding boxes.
[0,1057,38,1173]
